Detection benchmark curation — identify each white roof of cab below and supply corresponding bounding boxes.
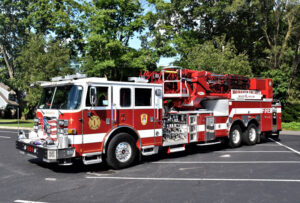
[40,77,162,87]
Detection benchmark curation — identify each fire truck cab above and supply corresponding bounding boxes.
[16,68,282,169]
[17,74,163,168]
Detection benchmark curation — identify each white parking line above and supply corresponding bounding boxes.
[220,154,231,158]
[215,151,291,153]
[0,136,10,139]
[152,161,300,164]
[14,200,47,203]
[45,178,56,181]
[85,176,300,183]
[0,130,18,133]
[269,138,300,155]
[256,144,280,146]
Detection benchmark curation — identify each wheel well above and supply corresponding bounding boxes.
[103,127,140,154]
[248,119,260,134]
[230,119,246,133]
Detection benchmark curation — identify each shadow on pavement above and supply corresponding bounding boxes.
[27,138,277,173]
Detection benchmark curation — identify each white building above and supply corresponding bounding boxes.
[0,83,18,112]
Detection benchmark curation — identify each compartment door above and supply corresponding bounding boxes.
[154,87,163,145]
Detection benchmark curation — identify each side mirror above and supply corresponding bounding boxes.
[89,87,97,106]
[155,89,162,96]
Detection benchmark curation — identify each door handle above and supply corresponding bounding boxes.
[112,103,117,123]
[156,104,159,121]
[121,113,125,121]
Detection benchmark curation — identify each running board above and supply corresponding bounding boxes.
[142,145,159,156]
[82,152,102,165]
[197,141,222,146]
[168,145,185,153]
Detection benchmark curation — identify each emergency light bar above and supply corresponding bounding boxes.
[52,73,87,82]
[128,77,148,83]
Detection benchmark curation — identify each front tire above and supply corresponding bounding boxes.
[106,133,139,169]
[228,125,242,148]
[243,124,258,145]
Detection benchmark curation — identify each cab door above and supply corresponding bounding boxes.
[82,85,112,154]
[113,85,133,127]
[133,86,155,146]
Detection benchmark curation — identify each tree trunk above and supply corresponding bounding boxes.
[0,44,14,79]
[288,40,300,96]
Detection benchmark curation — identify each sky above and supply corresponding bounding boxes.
[127,0,177,67]
[128,35,177,67]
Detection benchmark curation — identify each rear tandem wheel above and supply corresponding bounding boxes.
[243,123,258,145]
[228,125,242,148]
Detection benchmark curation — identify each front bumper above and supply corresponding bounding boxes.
[16,139,76,163]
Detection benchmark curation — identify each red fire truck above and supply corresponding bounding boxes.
[16,67,281,169]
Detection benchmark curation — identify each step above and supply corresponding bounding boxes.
[197,141,222,146]
[142,145,159,156]
[82,152,102,165]
[168,145,185,153]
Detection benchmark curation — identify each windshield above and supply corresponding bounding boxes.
[39,85,83,110]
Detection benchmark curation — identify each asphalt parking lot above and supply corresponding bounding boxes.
[1,129,300,203]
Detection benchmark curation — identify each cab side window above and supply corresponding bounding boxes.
[86,86,109,107]
[120,88,131,107]
[135,88,152,106]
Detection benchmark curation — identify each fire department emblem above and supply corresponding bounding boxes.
[89,115,101,130]
[141,114,148,126]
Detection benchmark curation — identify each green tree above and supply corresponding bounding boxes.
[82,0,155,80]
[177,36,252,76]
[146,0,299,103]
[15,34,73,117]
[0,0,85,117]
[0,0,31,80]
[253,0,300,106]
[26,0,86,57]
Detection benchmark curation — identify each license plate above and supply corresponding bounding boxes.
[26,146,35,153]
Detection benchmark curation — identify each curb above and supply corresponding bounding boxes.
[0,126,33,130]
[281,131,300,136]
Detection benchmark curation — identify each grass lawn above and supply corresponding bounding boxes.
[0,119,34,128]
[282,122,300,131]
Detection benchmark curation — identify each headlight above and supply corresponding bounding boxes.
[47,150,57,160]
[34,118,40,126]
[58,120,68,128]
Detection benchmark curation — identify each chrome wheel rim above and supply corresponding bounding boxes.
[232,129,241,144]
[115,142,132,163]
[249,128,256,142]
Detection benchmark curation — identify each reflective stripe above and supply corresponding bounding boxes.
[197,124,227,131]
[197,125,205,131]
[69,129,158,145]
[69,133,105,145]
[138,129,155,138]
[215,123,227,130]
